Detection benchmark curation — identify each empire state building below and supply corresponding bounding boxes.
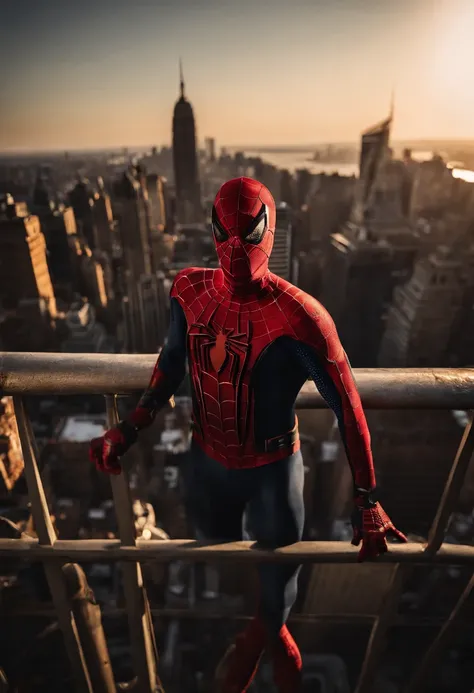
[172,62,203,223]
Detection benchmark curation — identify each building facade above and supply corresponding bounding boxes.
[378,246,466,366]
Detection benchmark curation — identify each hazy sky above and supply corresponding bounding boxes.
[1,0,474,152]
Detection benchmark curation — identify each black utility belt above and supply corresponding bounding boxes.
[190,422,299,454]
[261,425,299,453]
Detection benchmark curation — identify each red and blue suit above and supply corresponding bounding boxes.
[90,177,406,693]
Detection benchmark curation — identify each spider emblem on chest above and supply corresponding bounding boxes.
[188,321,251,376]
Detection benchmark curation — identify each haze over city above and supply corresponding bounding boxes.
[3,0,474,690]
[1,0,474,152]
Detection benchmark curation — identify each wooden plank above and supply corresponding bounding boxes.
[426,412,474,554]
[404,572,474,693]
[2,537,474,564]
[12,396,93,693]
[105,395,162,693]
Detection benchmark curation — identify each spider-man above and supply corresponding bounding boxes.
[90,177,406,693]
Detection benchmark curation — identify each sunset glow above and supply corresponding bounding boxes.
[1,0,474,151]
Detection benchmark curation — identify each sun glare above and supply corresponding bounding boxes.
[430,2,474,117]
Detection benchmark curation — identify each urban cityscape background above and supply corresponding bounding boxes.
[1,0,474,691]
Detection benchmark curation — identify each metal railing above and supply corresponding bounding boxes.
[1,352,474,693]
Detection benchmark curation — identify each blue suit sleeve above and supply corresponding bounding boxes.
[290,340,347,448]
[156,297,188,382]
[128,297,188,427]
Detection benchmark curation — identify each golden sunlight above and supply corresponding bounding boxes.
[430,2,474,116]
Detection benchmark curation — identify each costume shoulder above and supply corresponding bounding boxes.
[268,273,342,359]
[170,267,218,301]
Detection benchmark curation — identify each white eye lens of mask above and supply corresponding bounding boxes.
[213,222,228,242]
[246,216,266,242]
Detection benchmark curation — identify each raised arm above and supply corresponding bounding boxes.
[292,304,406,560]
[89,296,187,475]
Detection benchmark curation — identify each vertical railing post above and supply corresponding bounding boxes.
[62,563,116,693]
[425,412,474,554]
[403,573,474,693]
[105,395,163,693]
[12,396,93,693]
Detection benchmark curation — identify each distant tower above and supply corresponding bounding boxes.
[172,60,202,223]
[204,137,216,163]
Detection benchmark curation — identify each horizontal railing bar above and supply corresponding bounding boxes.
[5,606,467,628]
[2,606,375,623]
[1,353,474,408]
[2,538,474,564]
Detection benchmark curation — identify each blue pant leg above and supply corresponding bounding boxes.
[246,451,305,637]
[182,441,246,541]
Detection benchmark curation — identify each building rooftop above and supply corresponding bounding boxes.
[57,415,106,443]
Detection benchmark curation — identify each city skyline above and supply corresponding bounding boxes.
[1,0,474,152]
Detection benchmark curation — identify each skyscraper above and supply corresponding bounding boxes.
[321,231,393,366]
[269,203,294,282]
[322,108,419,367]
[172,62,202,223]
[0,194,57,350]
[146,174,167,232]
[0,195,56,317]
[378,246,465,366]
[31,176,78,298]
[350,114,391,225]
[279,169,296,208]
[112,168,153,286]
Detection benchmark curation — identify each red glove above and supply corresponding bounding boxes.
[351,488,407,562]
[89,422,137,475]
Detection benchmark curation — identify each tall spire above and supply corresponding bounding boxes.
[389,86,395,122]
[179,58,185,99]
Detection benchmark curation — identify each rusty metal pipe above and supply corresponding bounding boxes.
[1,353,473,408]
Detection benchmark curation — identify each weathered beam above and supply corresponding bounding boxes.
[62,563,116,693]
[425,412,474,554]
[12,397,93,693]
[105,395,162,693]
[2,538,474,564]
[1,353,474,409]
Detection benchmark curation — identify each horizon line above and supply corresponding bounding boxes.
[1,137,474,157]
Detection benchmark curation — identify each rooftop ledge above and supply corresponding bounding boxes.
[1,352,474,408]
[1,353,473,693]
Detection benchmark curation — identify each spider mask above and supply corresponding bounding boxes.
[212,177,276,290]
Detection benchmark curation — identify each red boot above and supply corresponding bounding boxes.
[215,617,265,692]
[270,625,302,693]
